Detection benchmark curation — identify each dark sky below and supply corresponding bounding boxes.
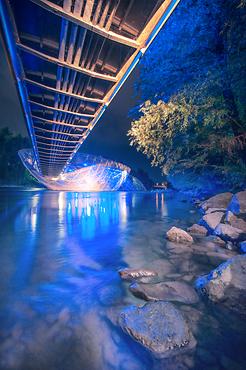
[0,34,162,181]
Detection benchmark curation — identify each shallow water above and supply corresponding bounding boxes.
[0,189,245,370]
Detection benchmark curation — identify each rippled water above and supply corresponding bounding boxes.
[0,189,245,370]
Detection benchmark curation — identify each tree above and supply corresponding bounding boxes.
[128,74,246,175]
[128,0,246,188]
[0,127,35,185]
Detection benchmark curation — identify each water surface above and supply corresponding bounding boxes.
[0,189,245,370]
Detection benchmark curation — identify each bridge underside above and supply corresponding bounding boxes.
[0,0,180,181]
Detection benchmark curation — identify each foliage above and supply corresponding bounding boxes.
[128,0,246,189]
[0,127,35,185]
[128,75,246,176]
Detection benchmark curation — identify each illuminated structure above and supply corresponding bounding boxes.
[0,0,180,190]
[19,148,146,191]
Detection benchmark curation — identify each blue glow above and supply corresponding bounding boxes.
[0,0,40,171]
[19,149,146,192]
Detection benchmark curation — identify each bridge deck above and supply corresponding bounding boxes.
[0,0,180,177]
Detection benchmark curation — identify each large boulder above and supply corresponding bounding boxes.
[227,191,246,215]
[187,224,207,235]
[118,268,157,282]
[166,227,193,244]
[195,255,246,315]
[200,192,233,211]
[200,212,224,232]
[119,301,196,358]
[129,281,199,304]
[214,223,246,242]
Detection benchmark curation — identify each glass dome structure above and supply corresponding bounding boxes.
[19,149,146,191]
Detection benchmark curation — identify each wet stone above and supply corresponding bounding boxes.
[200,192,233,211]
[129,281,199,305]
[119,301,196,359]
[118,268,158,282]
[166,227,193,244]
[195,255,246,315]
[187,224,207,235]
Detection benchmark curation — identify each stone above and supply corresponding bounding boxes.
[119,301,196,358]
[166,227,193,244]
[214,223,246,242]
[227,214,246,232]
[200,212,224,232]
[207,235,226,247]
[205,207,226,214]
[227,190,246,215]
[240,241,246,253]
[200,192,233,211]
[118,268,157,281]
[195,255,246,315]
[129,281,199,304]
[187,224,207,235]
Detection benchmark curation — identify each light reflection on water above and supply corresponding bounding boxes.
[0,189,245,370]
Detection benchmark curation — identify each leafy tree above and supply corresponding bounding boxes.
[128,74,246,175]
[128,0,246,187]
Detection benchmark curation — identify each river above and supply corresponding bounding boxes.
[0,189,245,370]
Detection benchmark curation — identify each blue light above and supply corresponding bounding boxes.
[0,0,40,171]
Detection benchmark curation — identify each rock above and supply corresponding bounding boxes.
[119,301,196,358]
[118,268,157,281]
[166,227,193,244]
[129,281,199,304]
[207,235,226,247]
[227,213,246,232]
[200,212,224,232]
[187,224,207,235]
[200,192,233,211]
[205,207,226,214]
[148,259,173,278]
[240,241,246,253]
[195,255,246,315]
[225,241,236,251]
[228,190,246,215]
[214,223,246,242]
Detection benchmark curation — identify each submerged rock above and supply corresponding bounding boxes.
[166,227,193,244]
[227,191,246,215]
[206,235,226,247]
[187,224,207,235]
[195,255,246,315]
[118,268,157,281]
[119,301,196,358]
[214,223,246,242]
[129,281,199,304]
[200,192,233,211]
[200,212,224,232]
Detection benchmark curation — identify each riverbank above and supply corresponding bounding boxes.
[117,189,246,362]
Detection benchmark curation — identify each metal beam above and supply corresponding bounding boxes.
[17,42,117,82]
[34,126,82,136]
[36,134,79,143]
[24,77,104,103]
[30,0,139,48]
[29,100,95,117]
[36,141,78,148]
[32,114,89,128]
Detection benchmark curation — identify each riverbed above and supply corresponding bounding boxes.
[0,189,245,370]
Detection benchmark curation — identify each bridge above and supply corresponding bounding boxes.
[0,0,180,189]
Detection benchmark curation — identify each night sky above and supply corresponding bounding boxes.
[0,34,162,181]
